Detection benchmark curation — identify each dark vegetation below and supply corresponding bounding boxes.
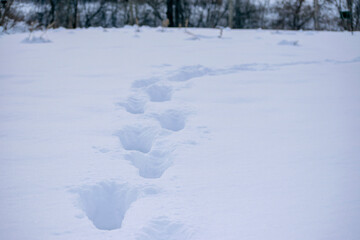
[1,0,359,31]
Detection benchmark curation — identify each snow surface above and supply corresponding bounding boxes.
[0,27,360,240]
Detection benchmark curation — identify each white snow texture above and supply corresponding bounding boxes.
[0,27,360,240]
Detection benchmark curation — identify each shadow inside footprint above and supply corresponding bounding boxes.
[156,110,186,132]
[132,77,160,89]
[119,96,147,114]
[125,150,172,178]
[116,126,157,153]
[146,85,172,102]
[75,182,138,230]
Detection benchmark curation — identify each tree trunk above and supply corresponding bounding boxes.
[49,0,56,26]
[313,0,319,30]
[73,0,78,28]
[166,0,174,27]
[346,0,354,31]
[293,0,304,30]
[129,0,135,25]
[228,0,233,28]
[175,0,182,27]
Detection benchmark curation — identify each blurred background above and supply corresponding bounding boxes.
[0,0,359,32]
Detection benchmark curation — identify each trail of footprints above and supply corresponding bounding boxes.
[75,61,337,235]
[75,65,209,236]
[116,66,211,179]
[76,62,281,235]
[117,87,184,178]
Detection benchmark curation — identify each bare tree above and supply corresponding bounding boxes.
[355,0,360,29]
[14,0,356,30]
[259,0,270,29]
[228,0,233,28]
[0,0,23,31]
[333,0,357,30]
[166,0,174,26]
[273,0,314,30]
[233,0,261,29]
[82,0,107,27]
[48,0,57,26]
[314,0,319,29]
[72,0,79,28]
[145,0,165,25]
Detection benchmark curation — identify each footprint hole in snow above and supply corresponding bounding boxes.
[146,84,173,102]
[132,77,160,89]
[136,216,192,240]
[168,65,211,82]
[116,126,158,153]
[118,95,147,114]
[155,109,187,132]
[75,182,139,230]
[125,149,173,179]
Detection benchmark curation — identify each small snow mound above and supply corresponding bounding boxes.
[156,109,187,132]
[278,40,299,46]
[75,182,138,230]
[119,95,147,114]
[126,149,173,178]
[168,65,211,82]
[137,216,191,240]
[21,36,51,44]
[146,84,172,102]
[116,126,158,153]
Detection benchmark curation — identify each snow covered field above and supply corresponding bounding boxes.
[0,27,360,240]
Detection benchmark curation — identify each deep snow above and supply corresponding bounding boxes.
[0,27,360,240]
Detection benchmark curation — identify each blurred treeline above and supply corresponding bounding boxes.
[1,0,360,31]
